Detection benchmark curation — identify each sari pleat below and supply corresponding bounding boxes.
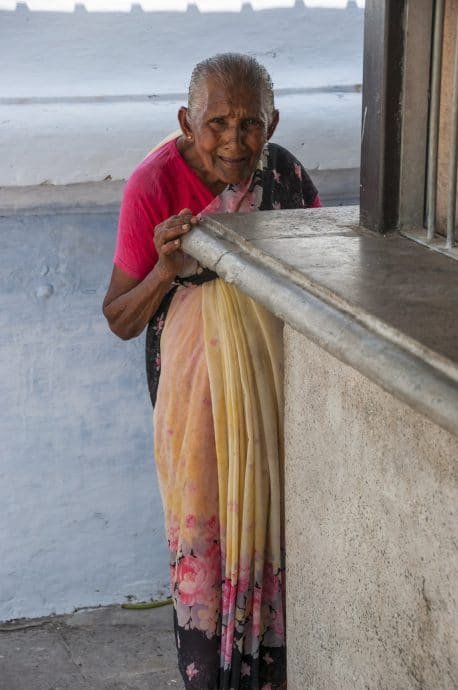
[203,281,285,689]
[154,277,286,689]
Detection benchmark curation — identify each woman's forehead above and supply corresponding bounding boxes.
[198,76,265,111]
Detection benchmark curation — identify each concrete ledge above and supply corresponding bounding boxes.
[0,180,124,216]
[182,207,458,438]
[0,170,358,215]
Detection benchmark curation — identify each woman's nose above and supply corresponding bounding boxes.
[224,123,244,146]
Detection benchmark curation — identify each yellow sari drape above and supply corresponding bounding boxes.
[203,280,284,663]
[154,278,286,689]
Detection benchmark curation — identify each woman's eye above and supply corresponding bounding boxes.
[209,118,225,126]
[243,119,262,129]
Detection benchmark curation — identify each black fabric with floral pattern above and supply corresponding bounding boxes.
[145,268,217,406]
[145,142,317,690]
[260,142,318,211]
[146,143,318,410]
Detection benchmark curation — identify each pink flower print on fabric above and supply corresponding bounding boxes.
[273,169,281,183]
[237,562,251,595]
[175,595,193,630]
[154,316,165,334]
[204,542,220,572]
[251,586,263,638]
[262,563,281,603]
[241,661,251,677]
[222,614,236,668]
[222,578,237,618]
[206,514,218,532]
[168,522,179,552]
[273,607,285,638]
[186,662,199,680]
[177,554,213,607]
[197,605,219,638]
[185,514,196,529]
[200,174,256,215]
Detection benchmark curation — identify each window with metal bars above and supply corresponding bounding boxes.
[360,0,458,252]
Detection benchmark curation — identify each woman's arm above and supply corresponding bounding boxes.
[102,265,172,341]
[102,209,196,340]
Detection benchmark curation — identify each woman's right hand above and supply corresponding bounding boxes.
[102,208,198,340]
[154,208,198,281]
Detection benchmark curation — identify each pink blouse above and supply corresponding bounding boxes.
[114,140,215,281]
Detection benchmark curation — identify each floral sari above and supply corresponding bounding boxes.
[150,143,317,689]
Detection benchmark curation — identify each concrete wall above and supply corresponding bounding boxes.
[0,211,169,622]
[284,326,458,689]
[0,3,364,622]
[0,3,363,192]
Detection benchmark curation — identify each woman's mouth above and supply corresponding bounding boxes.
[218,155,247,169]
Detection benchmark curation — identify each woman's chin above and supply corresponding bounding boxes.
[203,162,254,192]
[216,168,252,188]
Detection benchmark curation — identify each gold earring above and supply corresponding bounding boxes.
[187,135,193,141]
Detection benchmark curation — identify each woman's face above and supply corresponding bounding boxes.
[178,76,279,194]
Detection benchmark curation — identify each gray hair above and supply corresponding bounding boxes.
[188,53,275,119]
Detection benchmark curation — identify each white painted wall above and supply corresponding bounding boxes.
[0,211,171,622]
[0,3,364,621]
[0,2,363,188]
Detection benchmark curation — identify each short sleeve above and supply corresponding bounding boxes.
[113,176,161,281]
[113,140,215,281]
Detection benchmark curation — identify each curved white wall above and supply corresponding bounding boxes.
[0,210,171,621]
[0,2,363,621]
[0,3,363,188]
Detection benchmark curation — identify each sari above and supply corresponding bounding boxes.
[148,142,318,689]
[154,280,285,690]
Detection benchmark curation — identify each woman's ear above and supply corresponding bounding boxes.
[267,109,280,140]
[178,106,192,139]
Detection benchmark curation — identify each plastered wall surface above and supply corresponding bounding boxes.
[0,211,169,622]
[0,3,363,188]
[0,3,364,621]
[284,326,458,690]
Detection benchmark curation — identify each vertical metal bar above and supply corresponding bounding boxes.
[398,0,434,231]
[446,13,458,248]
[426,0,445,241]
[360,0,406,233]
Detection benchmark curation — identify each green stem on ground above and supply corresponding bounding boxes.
[121,597,173,610]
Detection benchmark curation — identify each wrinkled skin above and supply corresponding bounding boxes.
[102,76,278,340]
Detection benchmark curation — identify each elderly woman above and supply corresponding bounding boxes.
[103,53,320,690]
